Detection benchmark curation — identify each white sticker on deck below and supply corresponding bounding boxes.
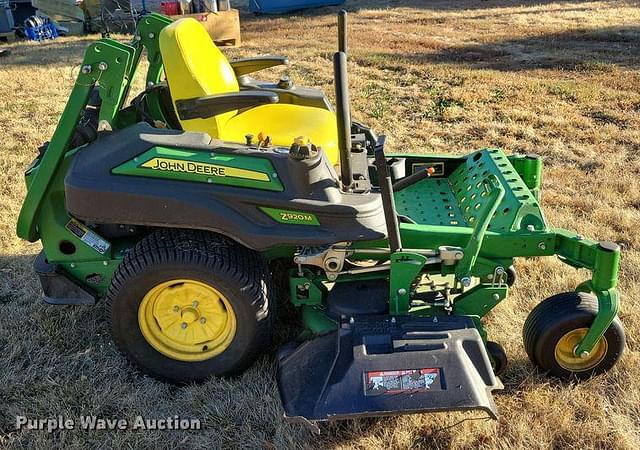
[364,368,440,395]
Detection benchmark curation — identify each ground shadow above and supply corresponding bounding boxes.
[0,253,40,304]
[238,0,613,20]
[400,26,640,71]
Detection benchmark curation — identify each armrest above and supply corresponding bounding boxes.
[238,78,332,111]
[230,56,289,77]
[175,91,279,120]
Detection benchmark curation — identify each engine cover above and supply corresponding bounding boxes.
[64,123,386,251]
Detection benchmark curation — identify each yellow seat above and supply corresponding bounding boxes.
[159,18,340,164]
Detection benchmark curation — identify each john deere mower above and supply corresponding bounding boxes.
[17,12,625,423]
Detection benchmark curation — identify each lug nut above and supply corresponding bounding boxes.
[181,322,188,329]
[192,300,199,308]
[200,317,207,324]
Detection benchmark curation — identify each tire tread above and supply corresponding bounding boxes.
[106,228,274,382]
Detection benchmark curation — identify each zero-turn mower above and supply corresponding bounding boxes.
[16,12,625,425]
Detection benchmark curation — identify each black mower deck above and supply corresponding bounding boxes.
[277,315,502,424]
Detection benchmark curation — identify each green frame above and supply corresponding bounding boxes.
[289,151,620,354]
[16,13,172,294]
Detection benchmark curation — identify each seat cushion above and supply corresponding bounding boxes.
[220,103,340,165]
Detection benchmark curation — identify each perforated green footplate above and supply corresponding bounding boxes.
[394,149,546,232]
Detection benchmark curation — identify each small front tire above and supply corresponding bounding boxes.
[523,292,624,380]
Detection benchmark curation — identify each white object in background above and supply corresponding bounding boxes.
[217,0,230,11]
[204,0,217,12]
[179,0,192,14]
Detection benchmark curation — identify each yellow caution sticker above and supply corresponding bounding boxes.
[141,158,269,182]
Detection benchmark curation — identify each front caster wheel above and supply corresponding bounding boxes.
[487,341,508,376]
[523,292,625,380]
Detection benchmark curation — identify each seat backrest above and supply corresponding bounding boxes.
[159,18,239,137]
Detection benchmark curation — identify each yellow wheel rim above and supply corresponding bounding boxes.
[554,328,608,372]
[138,279,236,362]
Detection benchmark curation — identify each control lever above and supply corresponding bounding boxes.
[338,10,348,54]
[373,136,402,252]
[333,51,353,190]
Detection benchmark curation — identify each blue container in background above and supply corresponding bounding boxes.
[249,0,345,14]
[25,22,58,41]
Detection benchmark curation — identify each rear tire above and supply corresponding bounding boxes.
[106,229,274,383]
[523,292,624,380]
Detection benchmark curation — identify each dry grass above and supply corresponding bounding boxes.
[1,0,640,448]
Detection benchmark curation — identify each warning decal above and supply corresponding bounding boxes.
[65,218,110,255]
[365,368,440,396]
